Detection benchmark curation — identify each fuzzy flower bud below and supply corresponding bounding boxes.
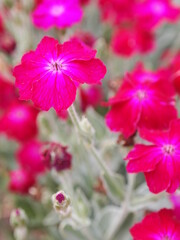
[10,208,27,228]
[80,116,95,137]
[52,191,71,217]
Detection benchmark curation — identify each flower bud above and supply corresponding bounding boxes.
[52,191,71,217]
[80,116,95,137]
[10,209,27,228]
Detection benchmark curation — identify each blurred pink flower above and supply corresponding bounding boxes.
[32,0,83,29]
[9,169,35,194]
[13,36,106,111]
[171,194,180,220]
[0,13,16,54]
[17,140,45,175]
[130,209,180,239]
[79,85,102,112]
[126,120,180,193]
[98,0,135,25]
[0,102,39,142]
[135,0,180,29]
[71,30,96,48]
[111,27,155,57]
[0,75,17,110]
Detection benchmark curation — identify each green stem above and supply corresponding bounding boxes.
[68,105,81,131]
[106,174,136,240]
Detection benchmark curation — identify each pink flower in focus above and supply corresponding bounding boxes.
[17,140,45,175]
[9,169,36,194]
[130,209,180,240]
[41,142,72,172]
[135,0,180,30]
[0,75,17,110]
[171,194,180,220]
[79,85,102,112]
[126,120,180,193]
[0,102,39,142]
[13,37,106,111]
[32,0,83,30]
[105,73,177,138]
[111,27,155,57]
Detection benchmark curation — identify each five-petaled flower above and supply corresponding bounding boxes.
[32,0,83,29]
[126,120,180,193]
[105,72,177,138]
[13,36,106,112]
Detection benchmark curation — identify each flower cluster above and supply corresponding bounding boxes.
[98,0,180,56]
[1,0,180,239]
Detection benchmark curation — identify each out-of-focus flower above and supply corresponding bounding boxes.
[111,27,155,57]
[0,102,39,142]
[0,14,16,54]
[9,169,36,194]
[98,0,135,25]
[41,142,72,172]
[0,75,17,110]
[13,36,106,111]
[71,30,96,48]
[10,209,28,240]
[126,120,180,194]
[171,194,180,220]
[52,190,71,217]
[16,140,45,175]
[79,85,102,112]
[168,52,180,94]
[80,0,90,6]
[105,72,177,138]
[10,209,27,228]
[130,209,180,239]
[32,0,83,30]
[57,109,68,120]
[135,0,180,30]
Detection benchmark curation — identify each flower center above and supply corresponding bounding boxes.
[50,5,65,17]
[135,90,147,101]
[49,60,63,73]
[163,144,175,155]
[151,2,165,15]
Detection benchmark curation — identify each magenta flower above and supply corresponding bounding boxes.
[0,75,17,110]
[0,102,39,142]
[171,194,180,220]
[9,168,35,194]
[126,120,180,193]
[17,140,45,175]
[111,27,155,57]
[32,0,83,30]
[79,85,102,112]
[98,0,136,25]
[130,209,180,240]
[105,72,177,138]
[13,37,106,111]
[135,0,180,30]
